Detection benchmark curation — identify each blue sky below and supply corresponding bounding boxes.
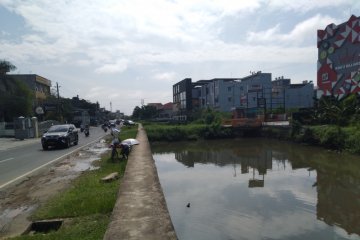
[0,0,359,115]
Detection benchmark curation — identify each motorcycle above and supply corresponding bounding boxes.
[84,128,90,137]
[101,124,108,132]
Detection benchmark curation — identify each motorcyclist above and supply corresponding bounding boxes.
[84,124,90,136]
[110,126,120,140]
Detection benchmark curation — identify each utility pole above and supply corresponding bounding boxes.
[56,82,60,100]
[110,102,112,112]
[56,82,62,122]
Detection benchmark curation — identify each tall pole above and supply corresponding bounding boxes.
[56,82,62,122]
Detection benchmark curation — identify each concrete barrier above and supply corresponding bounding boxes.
[103,124,177,240]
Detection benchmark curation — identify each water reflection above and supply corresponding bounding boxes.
[152,138,360,240]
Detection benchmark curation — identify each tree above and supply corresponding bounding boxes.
[0,60,16,75]
[0,79,33,121]
[315,94,359,126]
[131,105,158,120]
[132,106,141,119]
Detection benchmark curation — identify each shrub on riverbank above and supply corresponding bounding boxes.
[144,123,233,141]
[290,124,360,153]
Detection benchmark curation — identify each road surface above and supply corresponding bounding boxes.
[0,126,107,189]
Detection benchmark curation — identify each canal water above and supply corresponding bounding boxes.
[151,138,360,240]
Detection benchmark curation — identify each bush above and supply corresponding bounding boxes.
[311,125,345,149]
[344,127,360,154]
[145,123,234,141]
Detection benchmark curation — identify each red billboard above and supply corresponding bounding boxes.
[317,15,360,98]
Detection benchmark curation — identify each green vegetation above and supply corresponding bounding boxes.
[10,127,137,240]
[0,59,16,74]
[144,108,233,141]
[266,94,360,154]
[291,125,360,154]
[0,79,34,121]
[132,105,158,120]
[0,60,34,121]
[32,157,126,220]
[145,124,209,141]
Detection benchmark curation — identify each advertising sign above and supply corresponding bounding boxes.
[317,15,360,98]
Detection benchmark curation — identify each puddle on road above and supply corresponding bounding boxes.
[72,157,101,172]
[54,142,109,174]
[69,141,109,172]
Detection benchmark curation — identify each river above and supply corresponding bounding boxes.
[151,138,360,240]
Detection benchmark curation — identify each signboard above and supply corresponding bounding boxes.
[317,15,360,98]
[44,104,57,111]
[35,106,44,115]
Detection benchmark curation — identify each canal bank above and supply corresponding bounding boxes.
[103,124,177,240]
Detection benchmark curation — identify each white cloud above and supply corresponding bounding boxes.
[267,0,353,13]
[94,59,128,74]
[247,14,339,45]
[153,72,177,82]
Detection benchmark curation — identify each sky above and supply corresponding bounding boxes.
[0,0,359,115]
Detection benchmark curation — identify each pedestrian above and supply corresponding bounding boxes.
[120,143,130,159]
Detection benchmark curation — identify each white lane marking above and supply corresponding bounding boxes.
[0,158,14,163]
[0,135,105,190]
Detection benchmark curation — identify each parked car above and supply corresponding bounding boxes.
[41,124,79,150]
[124,120,135,126]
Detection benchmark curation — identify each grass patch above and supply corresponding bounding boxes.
[9,126,137,240]
[32,156,127,220]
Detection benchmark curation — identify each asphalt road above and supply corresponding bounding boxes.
[0,126,108,189]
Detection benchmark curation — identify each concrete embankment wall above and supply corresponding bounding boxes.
[103,124,178,240]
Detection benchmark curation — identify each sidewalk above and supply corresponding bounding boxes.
[103,124,177,240]
[0,137,40,151]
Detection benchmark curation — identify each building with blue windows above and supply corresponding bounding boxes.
[172,72,314,120]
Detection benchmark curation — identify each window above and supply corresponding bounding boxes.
[228,87,231,91]
[228,97,232,102]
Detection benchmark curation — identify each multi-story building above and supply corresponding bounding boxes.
[272,77,314,109]
[173,78,193,121]
[173,72,314,119]
[8,74,51,107]
[197,73,272,112]
[317,15,360,98]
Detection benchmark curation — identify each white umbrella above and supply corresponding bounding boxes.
[121,138,139,145]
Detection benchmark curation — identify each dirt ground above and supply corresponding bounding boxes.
[0,140,109,239]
